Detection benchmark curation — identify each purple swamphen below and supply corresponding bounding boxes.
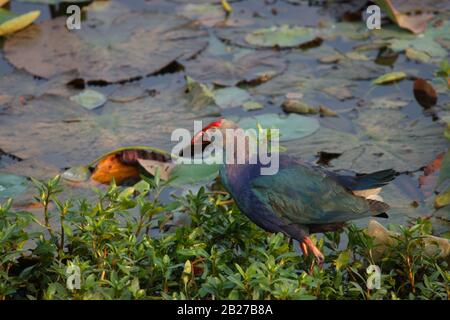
[191,119,396,264]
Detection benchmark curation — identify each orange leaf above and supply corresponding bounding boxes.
[91,154,140,185]
[419,153,444,198]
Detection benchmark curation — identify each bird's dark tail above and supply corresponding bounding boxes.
[353,169,397,191]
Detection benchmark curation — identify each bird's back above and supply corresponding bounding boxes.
[220,153,392,238]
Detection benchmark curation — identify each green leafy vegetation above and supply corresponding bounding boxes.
[0,175,448,300]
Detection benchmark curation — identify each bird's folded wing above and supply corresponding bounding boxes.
[250,165,382,225]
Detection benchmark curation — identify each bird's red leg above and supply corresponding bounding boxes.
[299,241,308,256]
[300,237,324,267]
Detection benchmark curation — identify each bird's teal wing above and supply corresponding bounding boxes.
[250,164,384,225]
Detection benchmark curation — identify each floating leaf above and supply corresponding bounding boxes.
[413,78,437,109]
[221,0,232,14]
[70,89,107,110]
[4,11,207,82]
[372,71,407,85]
[214,87,251,109]
[0,173,28,200]
[183,37,287,86]
[62,166,90,182]
[177,3,225,27]
[374,0,433,34]
[388,20,450,58]
[0,9,40,36]
[345,52,369,61]
[321,85,353,100]
[418,153,444,199]
[281,99,317,114]
[435,188,450,209]
[91,154,140,185]
[242,101,263,111]
[405,48,431,63]
[367,97,410,109]
[286,108,448,173]
[319,105,338,117]
[169,163,220,187]
[245,25,317,48]
[137,158,174,181]
[185,76,217,112]
[237,113,320,142]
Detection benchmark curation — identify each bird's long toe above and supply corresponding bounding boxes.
[301,237,324,267]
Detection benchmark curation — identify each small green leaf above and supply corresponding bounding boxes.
[70,89,107,110]
[61,166,90,182]
[169,163,220,187]
[335,250,350,271]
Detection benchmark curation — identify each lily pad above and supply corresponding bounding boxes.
[286,108,448,173]
[374,0,434,34]
[4,12,207,82]
[237,113,320,142]
[183,38,287,86]
[70,89,107,110]
[0,173,28,200]
[387,20,450,58]
[169,163,220,187]
[245,25,318,48]
[61,166,90,182]
[214,87,251,109]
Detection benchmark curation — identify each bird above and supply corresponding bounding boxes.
[190,118,396,265]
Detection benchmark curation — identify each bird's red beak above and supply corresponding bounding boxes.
[191,119,224,145]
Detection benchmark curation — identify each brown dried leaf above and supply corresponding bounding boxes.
[413,78,437,109]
